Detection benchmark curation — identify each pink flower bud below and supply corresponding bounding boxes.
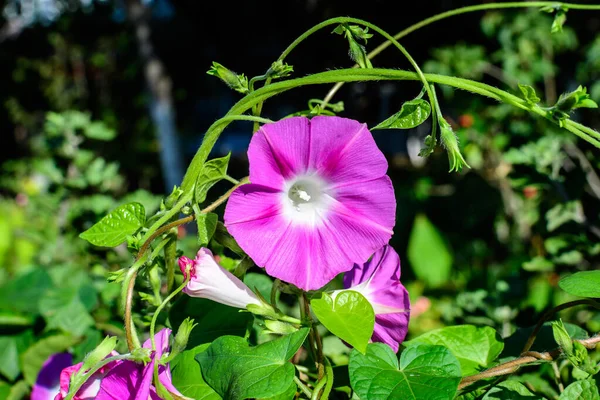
[182,248,262,309]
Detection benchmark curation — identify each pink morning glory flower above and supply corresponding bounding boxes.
[32,353,72,400]
[342,245,410,352]
[224,116,396,290]
[54,329,182,400]
[95,328,182,400]
[178,248,262,309]
[54,352,120,400]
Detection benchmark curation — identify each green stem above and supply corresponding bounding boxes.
[217,114,274,126]
[122,256,147,351]
[150,278,190,352]
[311,375,327,400]
[64,354,135,400]
[180,67,600,190]
[323,2,600,104]
[322,357,334,399]
[257,17,436,126]
[294,375,313,398]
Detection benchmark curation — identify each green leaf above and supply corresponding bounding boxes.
[0,311,34,327]
[196,212,218,247]
[551,11,567,34]
[482,380,542,399]
[311,291,374,354]
[418,134,437,158]
[0,269,53,314]
[519,84,541,104]
[373,99,431,130]
[546,201,584,232]
[349,343,461,400]
[260,380,297,400]
[502,322,587,358]
[194,153,231,204]
[196,328,309,400]
[45,300,94,337]
[84,121,116,141]
[559,271,600,298]
[522,257,554,272]
[169,297,253,348]
[403,325,503,375]
[21,334,79,385]
[79,202,145,247]
[559,379,599,400]
[171,344,221,400]
[5,380,29,400]
[0,331,33,382]
[407,214,453,287]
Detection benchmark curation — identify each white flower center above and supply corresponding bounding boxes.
[282,175,332,226]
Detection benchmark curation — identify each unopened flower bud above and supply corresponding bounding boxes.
[179,248,262,309]
[207,62,248,94]
[267,61,293,80]
[440,119,470,172]
[172,317,197,355]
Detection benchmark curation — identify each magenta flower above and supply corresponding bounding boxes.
[178,248,262,309]
[54,353,120,400]
[53,330,181,400]
[96,328,182,400]
[343,245,410,352]
[31,353,72,400]
[224,116,396,290]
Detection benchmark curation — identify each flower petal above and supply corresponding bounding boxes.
[372,312,410,353]
[183,248,261,308]
[225,184,289,267]
[343,245,411,352]
[32,353,72,400]
[96,360,151,400]
[331,175,395,237]
[309,116,389,185]
[249,117,310,189]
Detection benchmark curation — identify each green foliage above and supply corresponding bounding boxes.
[171,344,221,400]
[169,296,253,348]
[311,291,374,354]
[482,380,541,399]
[194,153,231,204]
[407,214,453,287]
[79,202,146,247]
[558,271,600,298]
[196,328,309,400]
[373,99,431,130]
[559,379,600,400]
[404,325,503,375]
[349,343,461,400]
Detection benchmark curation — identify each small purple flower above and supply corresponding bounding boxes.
[96,329,182,400]
[224,116,396,290]
[31,353,72,400]
[178,248,262,309]
[343,245,410,352]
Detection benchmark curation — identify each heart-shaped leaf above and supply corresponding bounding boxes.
[373,99,431,130]
[196,328,309,400]
[404,325,503,375]
[558,271,600,298]
[311,291,374,354]
[349,343,461,400]
[79,202,145,247]
[559,379,599,400]
[171,344,221,400]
